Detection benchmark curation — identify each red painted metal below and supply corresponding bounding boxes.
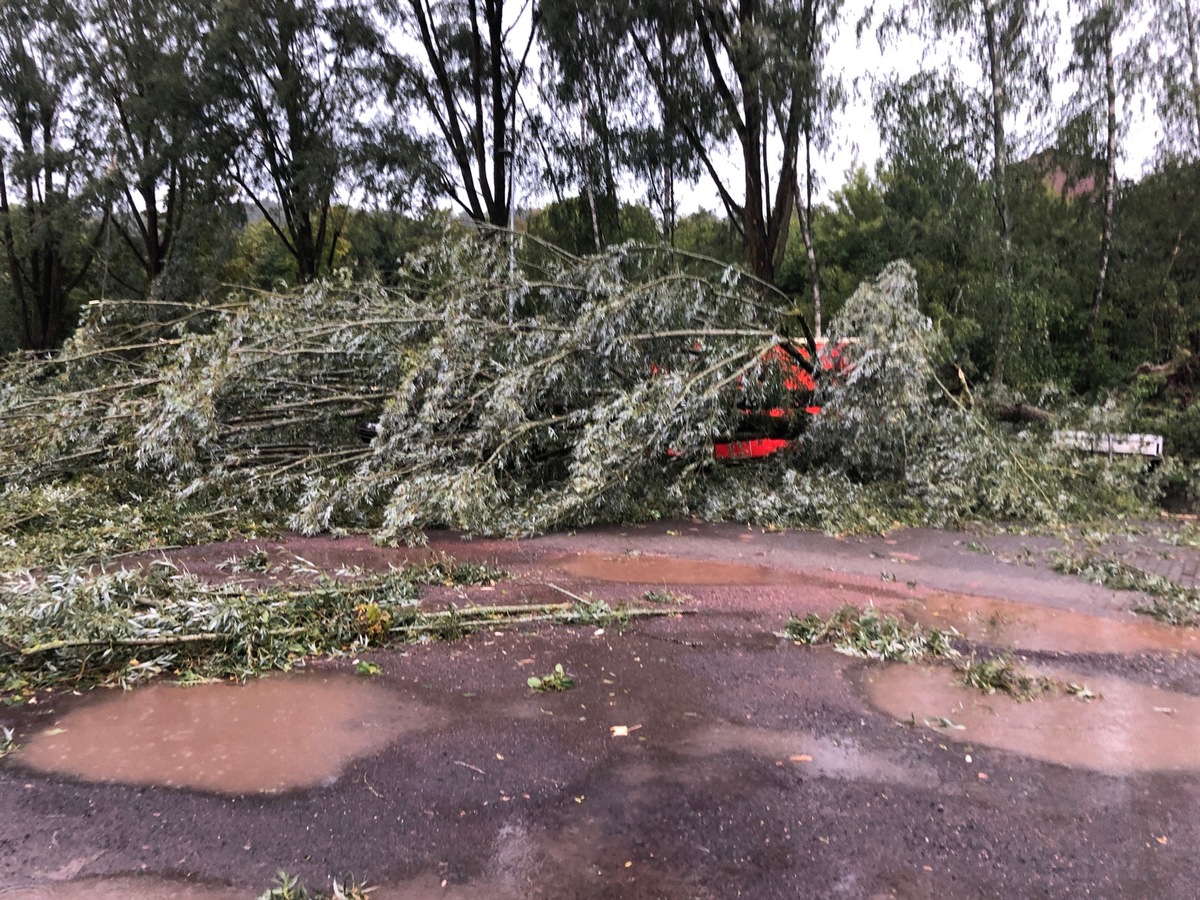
[709,338,849,461]
[712,437,792,460]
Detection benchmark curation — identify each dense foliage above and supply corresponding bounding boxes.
[0,233,1164,565]
[0,0,1197,409]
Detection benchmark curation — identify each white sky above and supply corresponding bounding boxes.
[0,1,1169,223]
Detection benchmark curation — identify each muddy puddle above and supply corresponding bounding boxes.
[678,722,938,787]
[552,552,794,585]
[0,877,507,900]
[902,592,1200,656]
[19,673,441,793]
[864,664,1200,775]
[0,877,247,900]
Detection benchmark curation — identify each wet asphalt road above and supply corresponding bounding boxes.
[3,521,1200,898]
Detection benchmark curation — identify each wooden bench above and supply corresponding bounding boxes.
[1052,430,1164,459]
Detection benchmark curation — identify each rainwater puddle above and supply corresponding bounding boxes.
[864,664,1200,775]
[1,874,511,900]
[903,592,1200,656]
[553,552,792,585]
[678,722,938,787]
[0,878,245,900]
[19,673,440,793]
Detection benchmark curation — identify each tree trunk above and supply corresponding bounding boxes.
[739,50,774,285]
[488,0,508,227]
[983,0,1015,386]
[0,155,31,347]
[580,109,603,251]
[1086,6,1118,356]
[799,131,822,338]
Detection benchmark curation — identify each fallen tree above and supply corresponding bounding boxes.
[0,230,1164,562]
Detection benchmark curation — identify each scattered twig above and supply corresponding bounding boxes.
[19,628,306,657]
[545,582,592,604]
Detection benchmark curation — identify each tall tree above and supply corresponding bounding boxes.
[0,0,105,351]
[874,71,998,371]
[628,0,843,289]
[76,0,215,297]
[1107,158,1200,369]
[1148,0,1200,157]
[536,1,699,249]
[631,115,699,247]
[380,0,539,228]
[536,0,630,250]
[889,0,1055,384]
[208,0,377,283]
[1065,0,1138,357]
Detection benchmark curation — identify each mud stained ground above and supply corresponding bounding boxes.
[5,522,1200,898]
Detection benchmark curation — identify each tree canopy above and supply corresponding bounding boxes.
[0,0,1198,405]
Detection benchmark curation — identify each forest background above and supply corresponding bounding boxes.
[2,0,1197,387]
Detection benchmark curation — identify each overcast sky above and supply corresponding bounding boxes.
[674,0,1165,214]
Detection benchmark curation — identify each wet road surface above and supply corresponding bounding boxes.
[4,521,1200,897]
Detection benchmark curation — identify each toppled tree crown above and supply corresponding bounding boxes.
[0,231,1159,555]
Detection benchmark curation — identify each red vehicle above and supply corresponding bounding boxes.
[711,338,849,461]
[356,337,850,460]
